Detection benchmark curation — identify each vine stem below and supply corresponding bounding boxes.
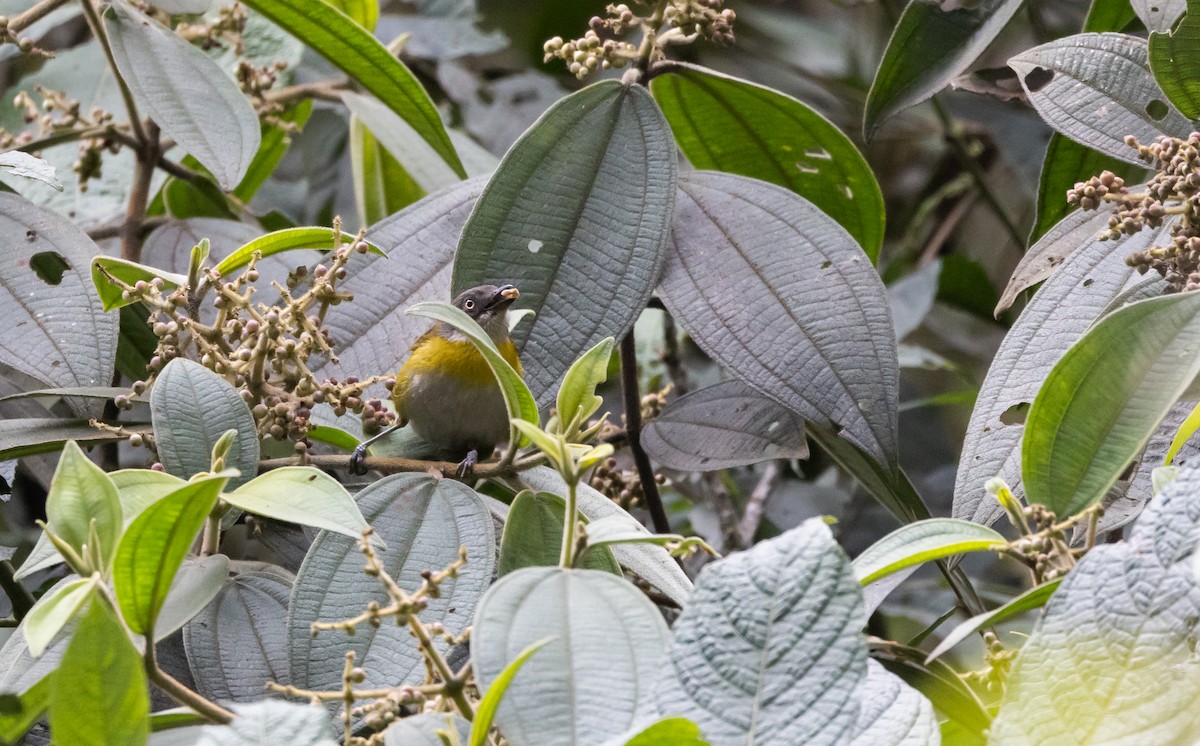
[619,333,671,534]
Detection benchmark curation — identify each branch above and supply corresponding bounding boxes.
[145,641,234,724]
[7,0,70,35]
[619,333,671,534]
[736,461,781,547]
[257,452,545,480]
[264,79,350,105]
[120,122,159,262]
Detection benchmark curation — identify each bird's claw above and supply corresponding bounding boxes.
[349,444,370,476]
[455,449,479,480]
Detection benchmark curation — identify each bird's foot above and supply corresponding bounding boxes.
[349,444,370,476]
[455,449,480,480]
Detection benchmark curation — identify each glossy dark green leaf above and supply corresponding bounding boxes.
[659,171,898,473]
[651,64,884,261]
[48,599,149,746]
[452,80,676,404]
[1084,0,1137,32]
[864,0,1025,139]
[1150,2,1200,118]
[1030,133,1145,243]
[112,475,226,635]
[498,491,620,575]
[234,100,313,203]
[1025,291,1200,516]
[150,358,259,489]
[105,0,260,189]
[350,116,423,225]
[239,0,464,177]
[643,380,808,471]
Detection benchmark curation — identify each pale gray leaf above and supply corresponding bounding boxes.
[150,358,259,489]
[1132,0,1187,32]
[996,207,1111,314]
[287,474,494,693]
[850,661,939,746]
[473,567,670,746]
[317,178,486,382]
[105,0,261,189]
[889,260,941,341]
[183,571,290,702]
[157,554,230,640]
[193,700,337,745]
[0,151,61,191]
[643,380,807,471]
[1009,34,1192,165]
[655,519,868,745]
[0,193,117,418]
[377,14,508,60]
[382,713,471,746]
[518,467,693,607]
[953,219,1173,525]
[342,91,461,195]
[990,458,1200,744]
[659,171,898,472]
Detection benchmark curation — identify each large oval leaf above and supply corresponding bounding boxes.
[223,468,370,541]
[643,379,808,471]
[287,474,494,692]
[238,0,463,177]
[650,64,884,261]
[317,178,486,382]
[1009,33,1192,165]
[452,80,676,403]
[0,193,117,416]
[473,567,669,746]
[864,0,1025,139]
[953,218,1172,525]
[1023,291,1200,517]
[150,358,259,489]
[1149,5,1200,119]
[850,661,939,746]
[183,571,291,702]
[655,519,867,744]
[105,0,261,189]
[658,171,898,473]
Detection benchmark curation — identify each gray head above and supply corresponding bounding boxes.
[452,284,520,337]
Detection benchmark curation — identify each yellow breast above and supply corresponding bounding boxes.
[392,335,522,415]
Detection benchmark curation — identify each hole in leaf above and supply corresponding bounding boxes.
[796,162,820,174]
[820,260,832,269]
[1146,99,1169,121]
[1023,67,1054,92]
[804,148,832,160]
[839,184,854,199]
[1000,402,1030,426]
[1083,278,1094,287]
[30,251,70,285]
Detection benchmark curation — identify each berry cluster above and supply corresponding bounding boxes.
[1070,133,1200,292]
[590,456,667,510]
[174,3,248,53]
[543,0,736,80]
[0,14,51,58]
[103,228,396,448]
[3,87,117,190]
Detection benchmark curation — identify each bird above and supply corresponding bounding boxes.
[349,283,523,477]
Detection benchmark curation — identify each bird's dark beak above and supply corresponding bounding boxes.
[489,284,520,308]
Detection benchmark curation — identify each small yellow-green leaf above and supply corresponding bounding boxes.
[91,257,187,312]
[23,575,98,657]
[1166,401,1200,465]
[44,441,123,572]
[852,518,1006,585]
[213,227,383,277]
[556,337,613,436]
[325,0,378,31]
[469,636,554,746]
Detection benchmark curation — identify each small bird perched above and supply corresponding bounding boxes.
[349,283,523,477]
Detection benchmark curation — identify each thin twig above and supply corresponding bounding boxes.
[7,0,71,34]
[257,452,545,479]
[263,79,351,105]
[87,216,167,241]
[121,122,158,262]
[736,461,781,547]
[620,333,671,534]
[80,0,148,145]
[145,640,234,724]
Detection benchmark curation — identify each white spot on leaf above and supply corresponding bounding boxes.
[528,239,543,254]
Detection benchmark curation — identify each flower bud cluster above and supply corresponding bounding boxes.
[109,229,396,444]
[543,0,736,80]
[174,3,248,53]
[590,456,667,510]
[0,15,51,58]
[2,87,117,190]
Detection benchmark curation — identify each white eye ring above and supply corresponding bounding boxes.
[464,299,476,310]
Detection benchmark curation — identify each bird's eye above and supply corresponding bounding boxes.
[464,299,476,310]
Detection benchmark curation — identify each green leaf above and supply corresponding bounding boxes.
[1010,33,1192,166]
[162,167,237,221]
[288,474,495,693]
[350,115,424,225]
[325,0,378,30]
[0,151,61,191]
[1023,291,1200,516]
[223,467,371,541]
[48,599,149,746]
[655,519,867,742]
[474,567,670,745]
[452,80,676,404]
[661,171,899,473]
[238,0,464,177]
[22,575,97,657]
[470,637,554,746]
[150,358,259,489]
[926,578,1063,663]
[104,0,260,189]
[611,718,708,746]
[183,571,290,702]
[1084,0,1137,33]
[1150,2,1200,118]
[212,227,382,277]
[1166,401,1200,465]
[44,440,123,571]
[112,474,227,635]
[643,380,808,471]
[117,304,157,381]
[651,64,884,261]
[91,256,187,311]
[851,518,1007,585]
[1030,133,1145,243]
[498,491,620,575]
[234,100,313,204]
[864,0,1025,139]
[0,676,49,745]
[555,337,613,435]
[407,301,538,440]
[0,193,117,418]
